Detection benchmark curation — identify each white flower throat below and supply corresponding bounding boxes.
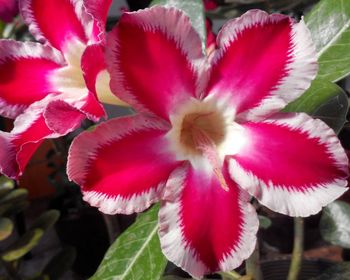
[167,97,246,191]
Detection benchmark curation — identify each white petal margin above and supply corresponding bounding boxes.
[159,164,259,278]
[229,113,349,217]
[215,9,318,121]
[20,0,93,47]
[80,183,166,215]
[106,6,207,111]
[0,40,64,119]
[67,114,172,215]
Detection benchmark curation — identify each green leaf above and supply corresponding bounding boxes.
[309,262,350,280]
[29,210,60,231]
[320,201,350,248]
[305,0,350,82]
[258,215,272,229]
[0,177,14,198]
[0,200,30,217]
[0,188,28,205]
[150,0,206,52]
[90,205,167,280]
[2,229,44,262]
[162,276,212,280]
[42,247,76,280]
[283,79,348,133]
[0,218,13,241]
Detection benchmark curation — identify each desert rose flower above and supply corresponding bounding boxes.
[0,0,18,22]
[0,0,119,179]
[67,7,349,277]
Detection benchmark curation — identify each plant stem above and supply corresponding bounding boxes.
[287,217,304,280]
[246,242,263,280]
[219,270,242,280]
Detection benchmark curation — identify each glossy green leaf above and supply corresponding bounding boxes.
[150,0,206,52]
[29,210,60,232]
[305,0,350,82]
[283,79,348,133]
[320,201,350,248]
[0,177,14,198]
[90,205,167,280]
[0,218,13,241]
[42,247,76,280]
[309,262,350,280]
[2,229,44,262]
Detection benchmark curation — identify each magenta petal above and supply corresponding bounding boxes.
[81,44,105,95]
[0,40,64,119]
[229,113,349,217]
[206,10,317,121]
[106,6,204,121]
[159,163,258,277]
[0,104,57,179]
[78,90,106,122]
[0,0,18,22]
[67,115,182,215]
[20,0,92,52]
[44,100,85,134]
[84,0,112,42]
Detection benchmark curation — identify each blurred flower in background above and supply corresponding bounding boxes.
[0,0,18,23]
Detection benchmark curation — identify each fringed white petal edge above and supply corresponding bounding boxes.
[106,6,206,115]
[82,183,165,215]
[67,114,169,186]
[0,40,64,118]
[214,9,318,121]
[229,113,349,217]
[159,164,259,278]
[20,0,93,48]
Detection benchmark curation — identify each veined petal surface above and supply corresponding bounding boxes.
[229,113,349,217]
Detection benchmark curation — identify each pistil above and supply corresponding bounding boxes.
[191,124,229,192]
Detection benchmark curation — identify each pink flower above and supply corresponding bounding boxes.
[67,7,349,277]
[0,0,116,179]
[0,0,18,22]
[204,0,218,11]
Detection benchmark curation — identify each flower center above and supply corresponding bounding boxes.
[179,111,229,191]
[180,111,225,154]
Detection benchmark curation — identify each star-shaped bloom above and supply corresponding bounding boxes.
[0,0,117,179]
[0,0,18,22]
[67,7,349,277]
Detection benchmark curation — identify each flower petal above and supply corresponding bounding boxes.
[159,163,258,277]
[0,104,56,179]
[43,99,85,134]
[0,40,64,119]
[84,0,112,42]
[81,44,106,96]
[106,6,204,121]
[206,10,318,121]
[67,115,182,215]
[229,113,349,217]
[20,0,93,52]
[0,0,18,22]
